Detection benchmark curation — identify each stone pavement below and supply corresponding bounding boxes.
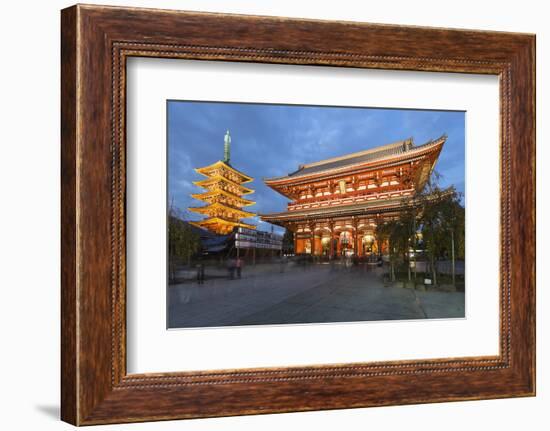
[168,264,465,328]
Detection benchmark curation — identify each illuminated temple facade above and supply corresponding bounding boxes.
[261,136,446,257]
[189,131,256,235]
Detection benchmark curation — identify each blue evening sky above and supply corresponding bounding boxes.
[168,101,465,235]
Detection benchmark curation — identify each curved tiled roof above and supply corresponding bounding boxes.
[260,188,454,224]
[264,135,446,183]
[260,195,411,221]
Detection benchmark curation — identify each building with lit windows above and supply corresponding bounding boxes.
[261,136,446,257]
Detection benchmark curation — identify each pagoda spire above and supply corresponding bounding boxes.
[223,130,231,163]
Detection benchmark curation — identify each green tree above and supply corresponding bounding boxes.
[376,219,409,282]
[416,172,464,286]
[168,207,201,282]
[397,207,417,281]
[377,170,465,286]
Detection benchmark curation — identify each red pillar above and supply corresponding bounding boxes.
[328,221,334,258]
[353,218,359,256]
[310,222,316,256]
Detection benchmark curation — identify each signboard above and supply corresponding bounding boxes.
[235,227,283,250]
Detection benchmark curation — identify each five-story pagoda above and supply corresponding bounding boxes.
[189,131,256,235]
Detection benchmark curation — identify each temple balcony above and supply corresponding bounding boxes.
[287,187,414,211]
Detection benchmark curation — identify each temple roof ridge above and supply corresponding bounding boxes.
[264,135,446,183]
[300,138,412,170]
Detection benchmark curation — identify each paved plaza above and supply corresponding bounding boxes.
[168,263,465,328]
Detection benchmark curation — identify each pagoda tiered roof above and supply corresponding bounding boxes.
[195,160,253,184]
[189,217,256,234]
[187,131,256,235]
[191,188,255,207]
[189,201,256,219]
[193,175,254,195]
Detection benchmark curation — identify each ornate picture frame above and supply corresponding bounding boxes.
[61,4,535,425]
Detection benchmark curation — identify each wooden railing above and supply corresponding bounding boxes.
[288,187,414,211]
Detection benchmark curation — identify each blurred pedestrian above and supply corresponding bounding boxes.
[196,263,205,285]
[236,257,243,278]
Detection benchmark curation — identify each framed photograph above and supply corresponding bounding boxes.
[61,4,535,425]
